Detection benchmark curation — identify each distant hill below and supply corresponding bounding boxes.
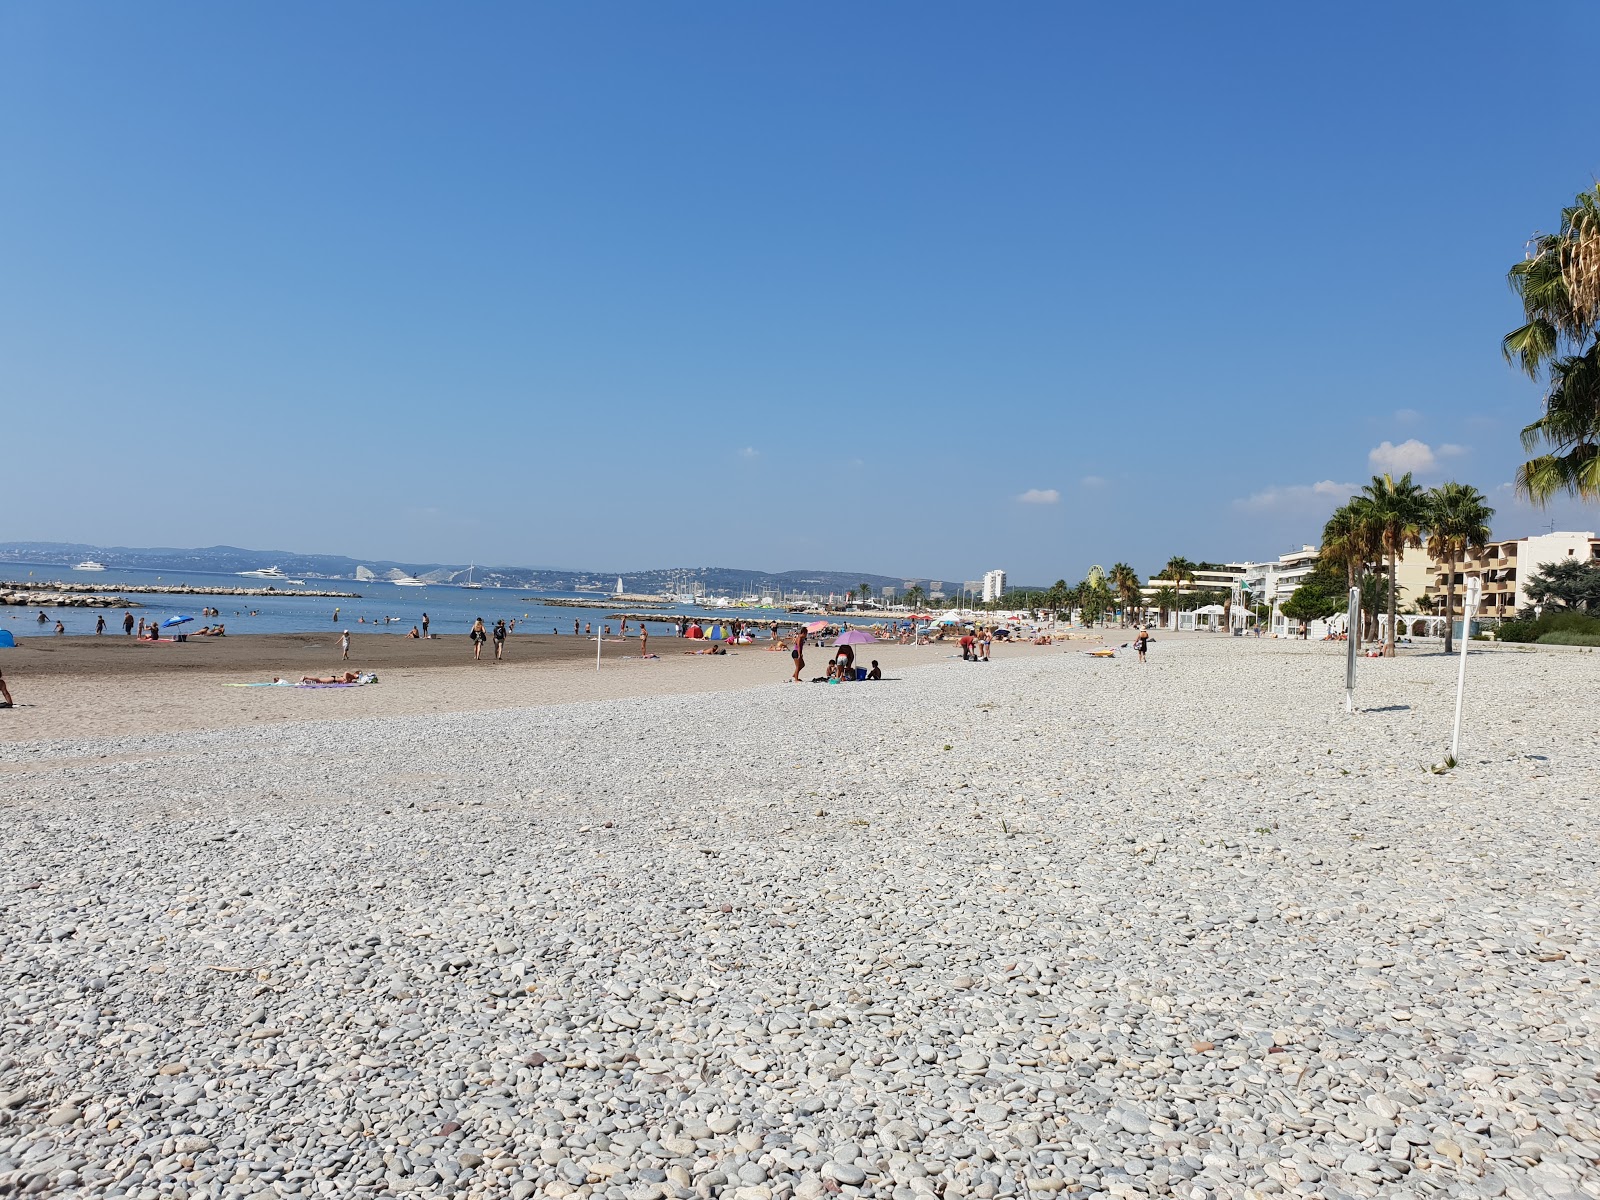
[0,541,941,599]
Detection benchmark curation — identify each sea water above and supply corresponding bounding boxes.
[0,563,798,638]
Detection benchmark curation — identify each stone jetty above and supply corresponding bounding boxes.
[0,588,138,609]
[0,579,361,600]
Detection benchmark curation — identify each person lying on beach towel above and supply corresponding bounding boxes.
[300,671,369,684]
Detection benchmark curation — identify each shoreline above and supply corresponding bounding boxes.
[0,632,1086,743]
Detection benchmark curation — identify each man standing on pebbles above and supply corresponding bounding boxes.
[340,629,351,660]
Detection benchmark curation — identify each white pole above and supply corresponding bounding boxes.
[1345,586,1360,713]
[596,620,602,672]
[1450,577,1482,760]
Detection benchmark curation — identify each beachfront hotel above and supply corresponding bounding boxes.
[981,569,1007,602]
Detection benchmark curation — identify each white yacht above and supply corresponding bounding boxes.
[238,566,306,584]
[74,560,107,571]
[392,575,427,587]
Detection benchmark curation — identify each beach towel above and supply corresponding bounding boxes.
[227,673,379,689]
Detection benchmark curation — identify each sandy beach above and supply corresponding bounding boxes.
[0,630,1085,743]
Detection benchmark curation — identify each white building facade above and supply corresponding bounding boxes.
[981,569,1007,603]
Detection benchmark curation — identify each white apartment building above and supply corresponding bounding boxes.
[981,569,1007,603]
[1140,562,1246,604]
[1238,545,1321,605]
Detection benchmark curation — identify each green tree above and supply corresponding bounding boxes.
[1078,570,1111,626]
[903,585,926,611]
[1524,559,1600,613]
[1505,185,1600,503]
[1425,482,1495,653]
[1161,556,1196,614]
[1152,586,1176,625]
[1109,563,1141,626]
[1361,473,1427,655]
[1281,562,1347,624]
[1321,499,1379,591]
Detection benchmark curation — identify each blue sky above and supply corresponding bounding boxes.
[3,2,1594,584]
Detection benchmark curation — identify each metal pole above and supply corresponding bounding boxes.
[596,619,602,672]
[1345,586,1360,713]
[1450,577,1481,760]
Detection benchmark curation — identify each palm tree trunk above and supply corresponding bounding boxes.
[1442,551,1456,655]
[1386,549,1398,656]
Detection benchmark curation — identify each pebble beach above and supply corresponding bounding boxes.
[2,638,1598,1200]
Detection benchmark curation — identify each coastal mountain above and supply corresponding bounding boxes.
[0,542,929,598]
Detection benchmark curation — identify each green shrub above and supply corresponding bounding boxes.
[1495,619,1538,642]
[1536,630,1600,646]
[1497,611,1600,644]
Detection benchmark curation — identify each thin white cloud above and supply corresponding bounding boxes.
[1079,475,1107,489]
[1393,408,1422,425]
[1016,488,1060,505]
[1369,439,1436,474]
[1232,479,1358,513]
[1437,443,1468,458]
[737,446,760,460]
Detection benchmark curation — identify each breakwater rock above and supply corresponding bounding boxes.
[0,580,361,599]
[1,590,138,608]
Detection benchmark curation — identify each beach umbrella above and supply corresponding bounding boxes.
[162,615,194,629]
[706,623,726,641]
[833,629,876,646]
[804,620,828,633]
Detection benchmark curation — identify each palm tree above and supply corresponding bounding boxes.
[1361,473,1427,655]
[1161,556,1195,621]
[1108,563,1141,626]
[1080,568,1111,626]
[1152,586,1177,625]
[1425,483,1495,654]
[1505,186,1600,503]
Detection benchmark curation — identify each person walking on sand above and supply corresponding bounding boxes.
[137,616,146,638]
[640,624,649,657]
[421,612,430,639]
[1134,627,1149,663]
[492,619,507,661]
[470,617,487,660]
[790,630,805,683]
[340,629,351,659]
[123,610,134,636]
[96,613,105,635]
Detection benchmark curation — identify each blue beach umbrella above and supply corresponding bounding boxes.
[162,615,194,630]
